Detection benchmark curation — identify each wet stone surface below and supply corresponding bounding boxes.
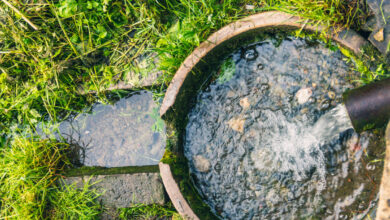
[42,91,166,167]
[62,173,165,208]
[184,37,385,219]
[366,0,390,54]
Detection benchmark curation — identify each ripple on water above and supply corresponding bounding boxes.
[184,37,385,219]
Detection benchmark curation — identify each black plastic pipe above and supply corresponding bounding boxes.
[343,78,390,132]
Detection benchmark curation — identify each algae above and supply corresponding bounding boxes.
[65,165,159,177]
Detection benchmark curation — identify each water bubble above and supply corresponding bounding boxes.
[320,99,330,110]
[260,83,270,91]
[244,49,258,61]
[257,63,264,70]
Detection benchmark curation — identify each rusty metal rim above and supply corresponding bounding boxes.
[159,11,369,220]
[377,121,390,220]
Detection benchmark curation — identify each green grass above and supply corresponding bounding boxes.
[118,203,181,220]
[256,0,368,31]
[47,179,102,219]
[0,136,101,219]
[0,0,389,219]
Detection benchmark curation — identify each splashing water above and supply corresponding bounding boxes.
[252,104,353,188]
[311,104,353,140]
[184,37,384,219]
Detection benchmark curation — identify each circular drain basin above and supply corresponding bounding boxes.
[158,11,387,220]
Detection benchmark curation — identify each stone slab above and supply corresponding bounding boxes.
[62,173,165,208]
[39,91,166,168]
[366,0,390,55]
[377,121,390,220]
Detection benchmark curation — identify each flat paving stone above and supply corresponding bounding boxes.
[39,90,166,167]
[62,172,166,208]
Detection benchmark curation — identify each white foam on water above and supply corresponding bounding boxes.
[252,104,353,189]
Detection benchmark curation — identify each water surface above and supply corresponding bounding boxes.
[184,37,385,219]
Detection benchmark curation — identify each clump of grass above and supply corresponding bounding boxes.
[0,137,65,218]
[0,136,101,219]
[256,0,369,32]
[48,179,102,219]
[154,0,248,82]
[118,203,181,220]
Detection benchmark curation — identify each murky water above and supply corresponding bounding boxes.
[40,91,166,167]
[184,37,384,219]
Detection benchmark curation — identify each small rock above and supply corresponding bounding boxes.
[300,108,309,114]
[227,117,245,133]
[373,28,384,42]
[328,91,336,100]
[227,90,235,98]
[295,88,312,104]
[239,97,250,110]
[193,155,211,173]
[347,134,360,152]
[308,97,316,103]
[320,99,330,110]
[245,4,255,10]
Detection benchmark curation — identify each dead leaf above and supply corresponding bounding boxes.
[374,28,384,42]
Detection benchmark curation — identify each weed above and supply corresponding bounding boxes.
[0,135,101,219]
[48,178,102,219]
[118,203,181,220]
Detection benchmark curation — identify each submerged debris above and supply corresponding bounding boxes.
[185,37,384,219]
[295,87,312,104]
[227,117,245,133]
[193,155,211,173]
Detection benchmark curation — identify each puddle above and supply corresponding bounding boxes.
[40,91,166,167]
[184,37,385,219]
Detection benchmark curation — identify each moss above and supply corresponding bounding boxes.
[165,156,217,220]
[161,150,178,165]
[64,165,159,177]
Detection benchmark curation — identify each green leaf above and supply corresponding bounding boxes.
[70,34,79,44]
[99,31,107,39]
[87,1,93,9]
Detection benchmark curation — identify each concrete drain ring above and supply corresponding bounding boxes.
[158,11,389,220]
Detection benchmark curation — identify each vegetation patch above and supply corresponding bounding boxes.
[0,0,390,219]
[0,136,101,219]
[118,203,181,220]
